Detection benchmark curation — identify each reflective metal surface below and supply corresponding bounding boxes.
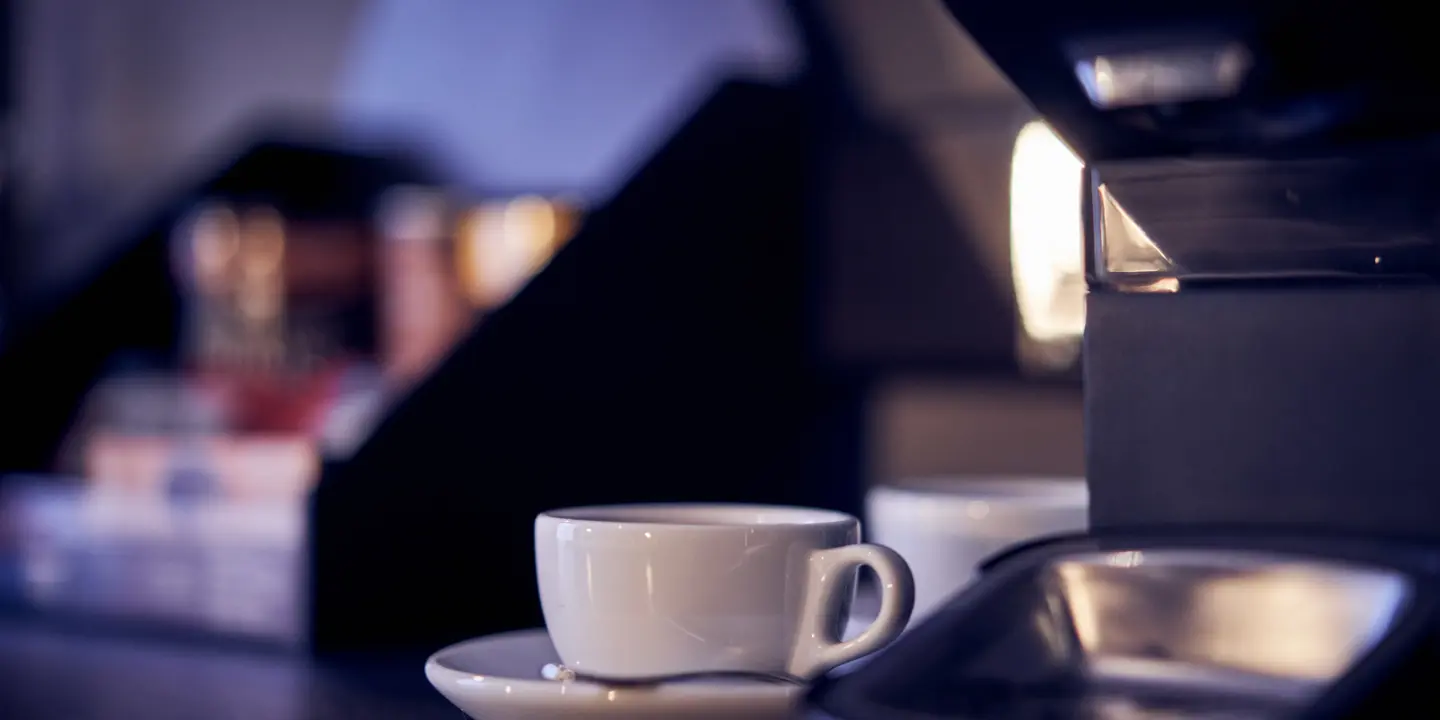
[809,546,1416,719]
[1074,44,1251,110]
[1052,551,1409,700]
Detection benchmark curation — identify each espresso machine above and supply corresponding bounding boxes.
[811,1,1440,717]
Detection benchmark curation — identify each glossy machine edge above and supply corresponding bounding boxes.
[1077,137,1440,536]
[1081,144,1440,537]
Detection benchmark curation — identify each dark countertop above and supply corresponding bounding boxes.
[0,602,886,719]
[0,619,458,719]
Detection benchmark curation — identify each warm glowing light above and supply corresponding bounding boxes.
[239,207,287,278]
[455,196,579,309]
[503,196,558,265]
[1010,121,1086,343]
[188,205,241,294]
[234,207,286,327]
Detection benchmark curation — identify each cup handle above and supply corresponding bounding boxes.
[789,543,914,679]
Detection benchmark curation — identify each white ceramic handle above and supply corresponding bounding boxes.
[789,543,914,679]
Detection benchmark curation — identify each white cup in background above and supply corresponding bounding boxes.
[866,477,1088,619]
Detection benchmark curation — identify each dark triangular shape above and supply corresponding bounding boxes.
[311,79,866,651]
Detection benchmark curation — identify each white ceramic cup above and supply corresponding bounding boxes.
[866,477,1088,619]
[535,503,914,681]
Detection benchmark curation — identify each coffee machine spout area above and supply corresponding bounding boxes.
[806,3,1440,718]
[944,0,1440,541]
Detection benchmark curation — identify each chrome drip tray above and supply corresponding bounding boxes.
[809,533,1439,720]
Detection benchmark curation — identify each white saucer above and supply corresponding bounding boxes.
[425,615,880,720]
[426,628,805,720]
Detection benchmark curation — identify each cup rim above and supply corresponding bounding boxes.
[874,476,1087,504]
[539,503,857,530]
[867,478,1088,533]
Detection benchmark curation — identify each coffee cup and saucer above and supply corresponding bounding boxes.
[425,503,915,719]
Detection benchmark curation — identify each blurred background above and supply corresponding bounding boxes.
[0,0,1086,715]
